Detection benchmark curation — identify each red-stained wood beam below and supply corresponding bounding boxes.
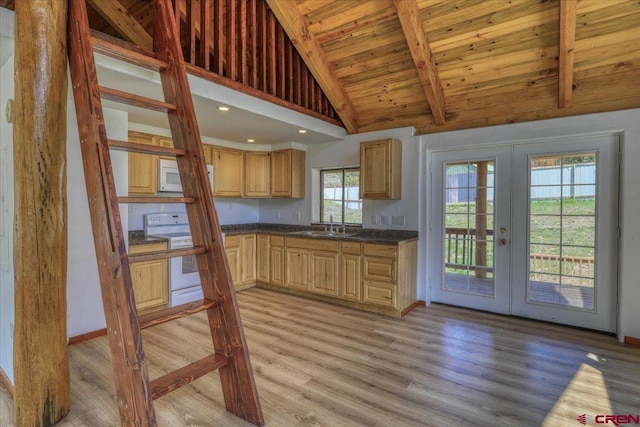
[199,0,211,70]
[559,0,577,108]
[266,0,358,133]
[394,0,446,125]
[86,0,153,50]
[227,0,238,80]
[240,0,249,84]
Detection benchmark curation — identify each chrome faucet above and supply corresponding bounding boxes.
[329,214,334,233]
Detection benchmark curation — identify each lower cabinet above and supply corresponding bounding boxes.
[255,234,417,317]
[224,234,256,291]
[129,242,168,312]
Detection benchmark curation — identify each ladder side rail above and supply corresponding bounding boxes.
[152,1,264,425]
[68,1,156,425]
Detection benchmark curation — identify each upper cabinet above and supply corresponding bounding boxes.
[271,149,305,198]
[360,138,402,200]
[244,151,271,198]
[128,131,158,195]
[211,146,244,197]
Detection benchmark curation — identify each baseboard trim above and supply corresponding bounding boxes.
[68,328,107,345]
[401,300,426,317]
[0,367,13,399]
[624,336,640,347]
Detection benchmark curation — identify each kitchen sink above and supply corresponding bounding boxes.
[288,230,356,238]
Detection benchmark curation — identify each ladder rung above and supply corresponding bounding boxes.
[117,196,196,204]
[108,139,186,157]
[90,29,167,71]
[139,299,219,330]
[128,246,207,263]
[151,354,229,400]
[100,86,176,113]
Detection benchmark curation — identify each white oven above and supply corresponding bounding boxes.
[159,158,213,193]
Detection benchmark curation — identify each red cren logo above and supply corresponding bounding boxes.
[595,415,640,426]
[578,414,588,425]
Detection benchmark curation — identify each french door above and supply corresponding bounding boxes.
[429,135,619,332]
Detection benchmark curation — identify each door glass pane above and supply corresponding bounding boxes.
[527,153,596,310]
[443,160,495,296]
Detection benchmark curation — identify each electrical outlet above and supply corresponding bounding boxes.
[371,215,378,225]
[391,215,405,226]
[274,211,280,219]
[381,215,390,225]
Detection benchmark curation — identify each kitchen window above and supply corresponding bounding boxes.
[320,168,362,225]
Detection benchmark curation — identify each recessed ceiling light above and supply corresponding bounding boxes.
[217,106,230,112]
[298,129,307,134]
[247,139,255,143]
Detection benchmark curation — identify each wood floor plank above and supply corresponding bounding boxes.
[1,288,638,426]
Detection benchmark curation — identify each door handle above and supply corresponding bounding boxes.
[500,238,508,245]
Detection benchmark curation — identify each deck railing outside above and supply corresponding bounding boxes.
[445,228,595,286]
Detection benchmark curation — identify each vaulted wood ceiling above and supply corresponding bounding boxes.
[270,0,640,135]
[2,0,639,135]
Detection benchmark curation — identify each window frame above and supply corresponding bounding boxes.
[319,167,362,225]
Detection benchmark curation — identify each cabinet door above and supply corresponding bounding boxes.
[224,235,242,287]
[241,234,256,284]
[213,146,244,197]
[360,138,401,199]
[129,242,168,312]
[340,253,361,301]
[310,251,339,296]
[363,280,397,308]
[286,248,309,290]
[257,235,270,282]
[270,244,285,286]
[128,131,158,195]
[270,149,292,197]
[244,152,271,197]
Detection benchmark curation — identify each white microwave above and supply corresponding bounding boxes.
[159,158,213,193]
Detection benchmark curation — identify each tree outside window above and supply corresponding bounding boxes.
[321,168,362,225]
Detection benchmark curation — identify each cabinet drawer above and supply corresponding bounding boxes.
[129,241,167,254]
[287,237,339,252]
[341,241,361,255]
[270,235,285,246]
[363,243,397,259]
[363,256,396,281]
[363,280,397,308]
[224,235,241,248]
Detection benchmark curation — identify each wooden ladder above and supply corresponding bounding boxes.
[67,0,264,425]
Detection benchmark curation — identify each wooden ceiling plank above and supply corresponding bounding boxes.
[86,0,153,50]
[559,0,577,108]
[394,0,446,125]
[266,0,358,133]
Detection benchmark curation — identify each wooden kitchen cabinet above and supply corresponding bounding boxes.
[286,248,310,290]
[340,242,362,301]
[128,131,158,195]
[129,242,168,312]
[310,250,339,297]
[269,236,285,286]
[256,234,270,282]
[271,149,305,198]
[212,146,244,197]
[224,234,256,291]
[360,138,402,200]
[244,151,271,197]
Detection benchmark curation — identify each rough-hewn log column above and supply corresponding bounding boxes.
[13,1,70,425]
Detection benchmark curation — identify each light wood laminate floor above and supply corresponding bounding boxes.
[1,288,639,426]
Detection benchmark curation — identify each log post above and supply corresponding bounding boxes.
[13,1,70,426]
[475,161,488,279]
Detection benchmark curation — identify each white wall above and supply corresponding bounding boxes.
[66,105,129,338]
[259,127,420,230]
[0,49,15,383]
[420,109,640,342]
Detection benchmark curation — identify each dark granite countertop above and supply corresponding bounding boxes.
[221,223,418,245]
[129,224,418,246]
[129,230,169,246]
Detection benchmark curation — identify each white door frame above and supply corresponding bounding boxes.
[426,132,620,333]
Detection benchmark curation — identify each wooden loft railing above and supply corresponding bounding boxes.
[172,0,342,126]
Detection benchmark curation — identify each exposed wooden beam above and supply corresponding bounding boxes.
[559,0,577,108]
[266,0,359,133]
[13,0,70,424]
[86,0,153,50]
[394,0,446,125]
